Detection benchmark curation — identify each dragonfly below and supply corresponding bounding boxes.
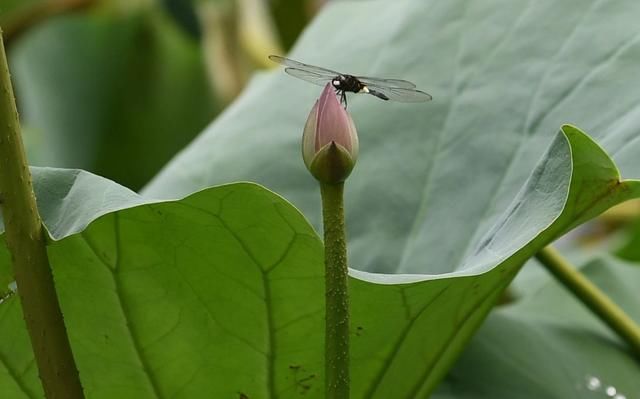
[269,55,432,107]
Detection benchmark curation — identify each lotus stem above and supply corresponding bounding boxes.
[320,182,350,398]
[536,246,640,356]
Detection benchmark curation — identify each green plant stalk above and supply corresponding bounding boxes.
[320,182,350,398]
[536,246,640,356]
[0,32,85,398]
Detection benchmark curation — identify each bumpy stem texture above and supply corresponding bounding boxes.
[0,32,84,398]
[537,246,640,356]
[320,182,350,398]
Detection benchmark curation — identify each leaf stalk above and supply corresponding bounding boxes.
[0,31,85,398]
[536,246,640,356]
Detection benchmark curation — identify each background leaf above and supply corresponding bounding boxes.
[144,0,640,276]
[8,7,218,190]
[434,255,640,399]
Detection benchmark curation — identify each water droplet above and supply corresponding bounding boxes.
[614,395,626,399]
[606,386,617,397]
[586,376,602,391]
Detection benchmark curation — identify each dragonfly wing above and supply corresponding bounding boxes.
[356,76,417,89]
[269,55,342,76]
[284,67,333,87]
[365,84,432,102]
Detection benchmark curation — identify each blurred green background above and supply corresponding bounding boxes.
[0,0,319,191]
[4,0,639,248]
[3,0,636,250]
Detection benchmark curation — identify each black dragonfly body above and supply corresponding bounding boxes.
[269,55,432,107]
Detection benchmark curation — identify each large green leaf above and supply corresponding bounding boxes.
[144,0,640,276]
[8,7,218,190]
[1,124,640,398]
[434,255,640,399]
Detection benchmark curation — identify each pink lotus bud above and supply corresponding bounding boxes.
[302,84,359,183]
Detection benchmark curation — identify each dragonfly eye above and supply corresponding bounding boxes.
[332,79,341,87]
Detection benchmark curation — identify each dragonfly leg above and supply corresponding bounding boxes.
[333,89,348,108]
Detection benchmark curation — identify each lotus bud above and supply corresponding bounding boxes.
[302,83,359,183]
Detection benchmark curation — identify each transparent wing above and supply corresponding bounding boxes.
[284,67,333,87]
[356,76,417,89]
[269,55,341,77]
[365,84,433,102]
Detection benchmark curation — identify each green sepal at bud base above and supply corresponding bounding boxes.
[308,141,356,184]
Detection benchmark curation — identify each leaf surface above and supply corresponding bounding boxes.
[434,255,640,399]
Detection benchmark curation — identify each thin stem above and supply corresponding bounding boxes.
[198,2,246,103]
[320,182,350,399]
[0,31,85,398]
[536,246,640,356]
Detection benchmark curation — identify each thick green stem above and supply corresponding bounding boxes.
[0,32,85,398]
[536,246,640,356]
[320,182,350,399]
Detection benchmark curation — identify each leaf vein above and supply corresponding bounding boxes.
[83,214,164,399]
[363,284,451,398]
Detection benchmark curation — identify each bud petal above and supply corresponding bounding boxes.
[302,84,359,183]
[302,100,319,169]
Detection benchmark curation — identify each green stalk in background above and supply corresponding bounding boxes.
[301,83,359,398]
[0,31,85,398]
[536,246,640,356]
